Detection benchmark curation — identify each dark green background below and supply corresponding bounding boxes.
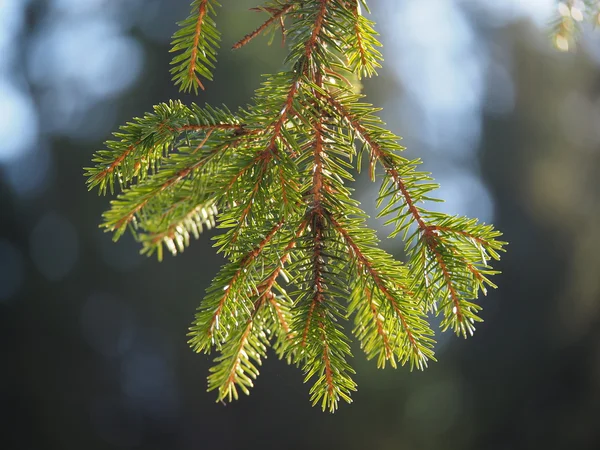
[2,1,600,449]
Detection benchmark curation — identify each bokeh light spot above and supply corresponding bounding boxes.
[0,81,39,163]
[432,172,495,222]
[3,145,54,198]
[28,19,143,100]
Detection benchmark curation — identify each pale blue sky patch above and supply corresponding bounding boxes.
[0,81,39,163]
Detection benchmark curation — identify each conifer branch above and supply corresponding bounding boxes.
[207,303,270,401]
[88,0,508,411]
[323,91,505,336]
[339,0,383,77]
[170,0,221,93]
[85,102,240,194]
[329,215,434,369]
[138,191,217,260]
[101,145,224,239]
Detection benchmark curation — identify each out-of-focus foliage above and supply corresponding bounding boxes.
[552,0,600,50]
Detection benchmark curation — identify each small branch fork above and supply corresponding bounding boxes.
[208,219,285,338]
[232,4,295,49]
[100,0,333,198]
[209,217,308,341]
[203,0,333,232]
[211,218,309,399]
[110,131,254,231]
[91,122,250,186]
[224,5,337,396]
[218,220,307,396]
[101,0,332,206]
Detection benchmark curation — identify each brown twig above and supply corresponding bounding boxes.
[233,4,294,49]
[188,0,208,90]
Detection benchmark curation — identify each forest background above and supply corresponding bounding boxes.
[1,0,600,449]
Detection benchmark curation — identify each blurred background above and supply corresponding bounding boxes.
[2,0,600,449]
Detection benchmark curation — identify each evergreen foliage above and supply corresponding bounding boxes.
[86,0,507,412]
[552,0,600,51]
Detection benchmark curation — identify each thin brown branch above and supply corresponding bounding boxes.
[148,200,213,245]
[301,94,326,348]
[265,0,330,155]
[304,0,330,61]
[425,233,463,322]
[92,141,139,184]
[324,95,427,230]
[174,123,246,132]
[269,297,291,337]
[232,4,294,49]
[320,321,335,397]
[352,3,368,68]
[311,113,325,206]
[222,320,254,394]
[326,95,467,323]
[257,220,308,299]
[428,225,489,246]
[230,158,271,244]
[93,123,248,186]
[324,67,353,87]
[111,133,251,233]
[268,80,300,152]
[208,219,285,337]
[113,167,191,230]
[365,286,393,359]
[279,16,286,47]
[188,0,208,90]
[301,300,319,348]
[191,129,214,154]
[329,215,420,355]
[301,217,326,348]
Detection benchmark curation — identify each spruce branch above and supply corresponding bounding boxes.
[136,186,218,260]
[323,90,505,337]
[330,214,435,369]
[87,0,508,411]
[170,0,221,93]
[207,310,268,402]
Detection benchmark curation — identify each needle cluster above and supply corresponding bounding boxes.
[86,0,506,412]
